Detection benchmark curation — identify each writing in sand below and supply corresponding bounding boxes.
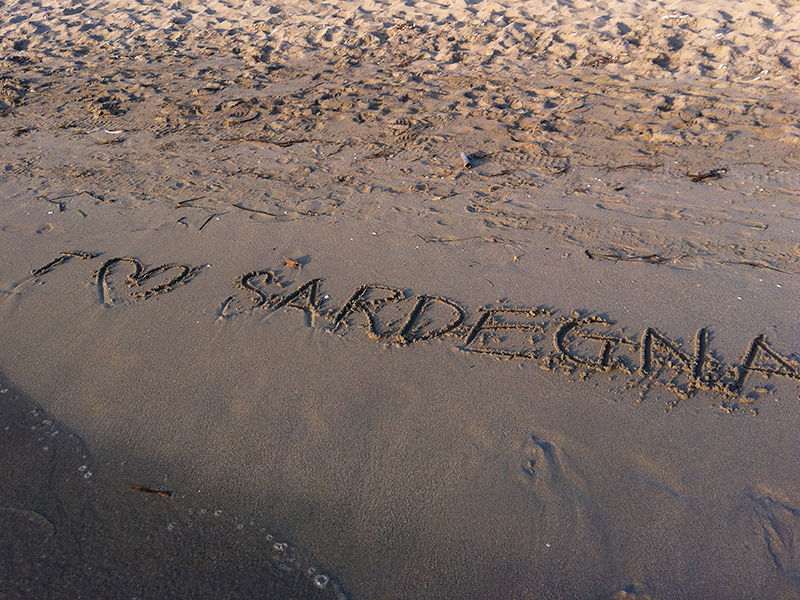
[27,251,800,412]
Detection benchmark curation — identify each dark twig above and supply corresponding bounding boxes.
[232,203,281,216]
[585,250,668,264]
[688,168,727,183]
[131,486,173,497]
[198,213,217,231]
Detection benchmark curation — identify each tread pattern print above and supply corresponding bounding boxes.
[1,2,799,275]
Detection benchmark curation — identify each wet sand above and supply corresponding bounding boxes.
[1,1,800,599]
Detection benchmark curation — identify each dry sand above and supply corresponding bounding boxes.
[1,1,800,599]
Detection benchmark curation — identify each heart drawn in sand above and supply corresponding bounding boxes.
[95,257,198,306]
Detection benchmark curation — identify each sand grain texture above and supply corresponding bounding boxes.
[1,1,800,599]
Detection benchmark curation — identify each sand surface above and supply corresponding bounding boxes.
[2,1,800,599]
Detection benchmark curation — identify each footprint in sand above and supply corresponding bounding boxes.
[514,433,612,581]
[751,493,800,583]
[518,433,591,509]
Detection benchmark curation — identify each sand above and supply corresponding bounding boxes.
[1,1,800,599]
